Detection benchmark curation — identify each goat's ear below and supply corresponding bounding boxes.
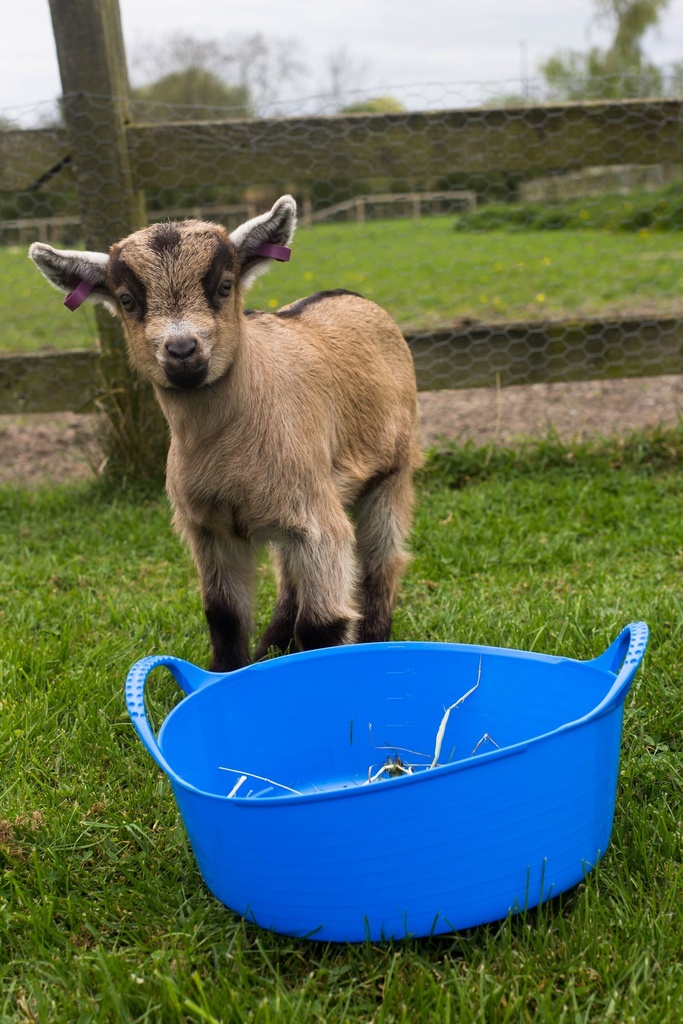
[229,194,297,291]
[28,243,118,314]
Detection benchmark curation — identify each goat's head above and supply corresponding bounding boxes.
[28,195,297,391]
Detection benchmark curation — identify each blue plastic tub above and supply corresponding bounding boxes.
[126,622,648,941]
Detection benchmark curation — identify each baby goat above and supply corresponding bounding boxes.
[29,196,423,671]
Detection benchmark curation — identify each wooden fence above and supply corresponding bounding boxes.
[4,316,683,417]
[1,0,682,416]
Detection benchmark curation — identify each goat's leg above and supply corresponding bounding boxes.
[185,527,256,672]
[253,548,298,660]
[353,467,415,643]
[284,505,359,651]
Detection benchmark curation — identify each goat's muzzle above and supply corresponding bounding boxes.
[163,336,209,390]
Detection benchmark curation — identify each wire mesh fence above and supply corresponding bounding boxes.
[1,83,683,416]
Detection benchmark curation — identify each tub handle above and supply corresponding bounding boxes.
[588,621,649,716]
[125,655,218,778]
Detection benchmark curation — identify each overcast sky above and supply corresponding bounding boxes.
[2,0,682,124]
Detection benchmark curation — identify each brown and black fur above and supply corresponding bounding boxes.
[29,196,423,672]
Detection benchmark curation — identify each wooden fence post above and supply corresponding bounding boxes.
[47,0,166,482]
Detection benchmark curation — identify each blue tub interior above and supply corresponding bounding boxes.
[154,639,630,799]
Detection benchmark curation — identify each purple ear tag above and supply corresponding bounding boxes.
[64,279,96,311]
[254,242,291,262]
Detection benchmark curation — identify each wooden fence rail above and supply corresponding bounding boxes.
[2,99,683,195]
[3,316,682,415]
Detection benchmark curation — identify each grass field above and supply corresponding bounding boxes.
[1,429,682,1021]
[3,219,683,352]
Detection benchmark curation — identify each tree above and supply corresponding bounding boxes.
[228,33,307,117]
[130,32,377,118]
[340,96,406,115]
[482,93,531,109]
[540,0,671,100]
[667,61,683,94]
[320,46,371,112]
[131,68,252,122]
[130,32,306,118]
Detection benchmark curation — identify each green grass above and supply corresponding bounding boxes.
[0,244,101,353]
[1,427,682,1021]
[4,218,683,352]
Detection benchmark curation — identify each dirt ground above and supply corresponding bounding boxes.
[2,374,683,486]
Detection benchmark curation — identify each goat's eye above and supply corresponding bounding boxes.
[216,279,232,299]
[119,293,137,313]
